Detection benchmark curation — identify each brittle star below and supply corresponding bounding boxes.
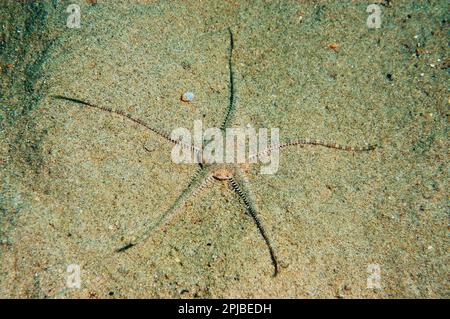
[52,28,375,277]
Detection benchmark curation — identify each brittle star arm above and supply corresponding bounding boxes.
[117,167,214,252]
[228,170,279,276]
[220,27,237,131]
[51,95,201,157]
[248,137,376,162]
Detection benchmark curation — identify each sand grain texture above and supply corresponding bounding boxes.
[0,0,447,298]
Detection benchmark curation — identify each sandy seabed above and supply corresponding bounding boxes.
[0,0,448,298]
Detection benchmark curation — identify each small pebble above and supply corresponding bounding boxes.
[181,91,195,102]
[328,43,339,50]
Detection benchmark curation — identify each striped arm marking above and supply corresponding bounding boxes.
[116,168,210,252]
[228,177,279,276]
[249,137,376,161]
[52,95,201,157]
[220,27,237,131]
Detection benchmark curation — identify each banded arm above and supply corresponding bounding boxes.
[249,137,376,162]
[220,27,237,131]
[117,168,212,252]
[228,170,279,276]
[52,95,201,157]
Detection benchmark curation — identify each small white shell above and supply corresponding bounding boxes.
[181,91,195,102]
